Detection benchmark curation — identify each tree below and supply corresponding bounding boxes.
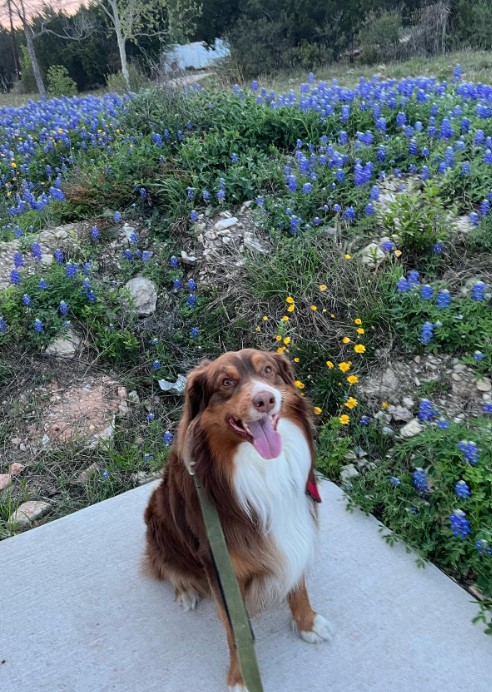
[8,0,46,95]
[96,0,201,92]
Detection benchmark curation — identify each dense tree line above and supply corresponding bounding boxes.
[1,0,492,94]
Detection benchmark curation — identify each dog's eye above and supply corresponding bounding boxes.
[222,378,235,387]
[263,366,273,376]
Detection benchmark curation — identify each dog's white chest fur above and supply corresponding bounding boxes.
[233,419,317,607]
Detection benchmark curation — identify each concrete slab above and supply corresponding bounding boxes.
[1,480,490,692]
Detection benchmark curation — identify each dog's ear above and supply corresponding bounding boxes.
[272,352,295,386]
[183,359,211,421]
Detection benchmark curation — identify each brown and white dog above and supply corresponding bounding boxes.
[143,349,332,690]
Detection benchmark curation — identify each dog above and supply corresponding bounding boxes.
[143,348,332,690]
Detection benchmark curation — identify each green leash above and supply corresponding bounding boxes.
[193,474,264,692]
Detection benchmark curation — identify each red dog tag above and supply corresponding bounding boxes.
[306,470,322,503]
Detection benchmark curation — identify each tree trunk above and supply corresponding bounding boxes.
[109,2,130,91]
[23,22,45,97]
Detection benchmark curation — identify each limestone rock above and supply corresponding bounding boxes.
[400,419,423,439]
[10,501,50,528]
[476,377,491,393]
[124,277,158,316]
[158,374,187,395]
[45,327,81,359]
[388,405,413,422]
[361,242,385,267]
[214,217,238,231]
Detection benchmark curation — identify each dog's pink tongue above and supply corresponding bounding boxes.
[248,417,282,459]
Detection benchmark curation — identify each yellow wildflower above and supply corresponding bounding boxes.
[275,335,282,342]
[319,284,327,292]
[330,313,335,318]
[344,397,358,409]
[354,318,362,325]
[339,414,350,425]
[311,305,317,311]
[314,406,322,415]
[326,360,334,369]
[277,346,286,353]
[382,401,389,410]
[286,296,295,304]
[356,328,365,335]
[262,315,268,321]
[11,161,16,168]
[281,315,289,322]
[347,375,359,385]
[339,362,351,373]
[394,249,402,257]
[354,344,366,354]
[255,326,261,332]
[294,380,305,389]
[344,254,351,260]
[293,357,300,363]
[342,337,350,344]
[283,337,291,345]
[287,304,295,313]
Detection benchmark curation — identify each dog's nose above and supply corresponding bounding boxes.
[253,390,276,413]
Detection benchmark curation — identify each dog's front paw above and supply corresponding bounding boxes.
[298,613,334,644]
[176,588,200,611]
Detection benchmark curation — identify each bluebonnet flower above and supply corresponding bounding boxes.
[290,216,300,234]
[123,249,133,261]
[142,251,153,263]
[449,510,471,540]
[365,203,375,216]
[484,150,492,165]
[0,317,7,333]
[173,279,182,290]
[113,211,121,222]
[469,212,480,227]
[146,413,155,422]
[187,294,196,307]
[13,226,23,238]
[66,263,78,279]
[476,540,492,556]
[418,399,437,422]
[10,270,21,285]
[420,321,434,345]
[382,240,395,253]
[457,440,480,465]
[369,186,380,202]
[150,337,159,345]
[453,64,462,81]
[436,418,449,429]
[102,470,109,480]
[480,200,490,216]
[38,279,48,290]
[22,294,31,306]
[455,480,471,499]
[333,204,341,214]
[139,187,147,198]
[152,360,161,369]
[202,190,210,202]
[375,117,386,133]
[90,226,100,240]
[420,285,434,300]
[187,279,197,291]
[343,206,356,221]
[433,241,444,254]
[231,153,238,163]
[474,350,485,361]
[461,161,471,175]
[217,189,225,202]
[163,431,174,446]
[482,403,492,414]
[420,166,431,180]
[190,327,200,338]
[256,196,264,206]
[54,248,64,264]
[396,112,407,127]
[151,133,162,146]
[397,277,410,292]
[413,468,429,493]
[471,281,486,301]
[359,416,370,426]
[287,175,297,192]
[33,318,44,333]
[436,290,451,308]
[87,290,97,303]
[409,139,418,155]
[335,168,345,182]
[302,182,313,194]
[408,270,420,286]
[339,130,348,144]
[128,232,138,244]
[169,255,178,268]
[313,216,321,226]
[389,477,401,487]
[13,251,24,267]
[251,80,258,92]
[59,301,69,315]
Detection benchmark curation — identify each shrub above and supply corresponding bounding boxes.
[47,65,78,98]
[105,64,151,94]
[358,9,404,64]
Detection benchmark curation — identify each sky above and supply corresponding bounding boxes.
[1,0,84,28]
